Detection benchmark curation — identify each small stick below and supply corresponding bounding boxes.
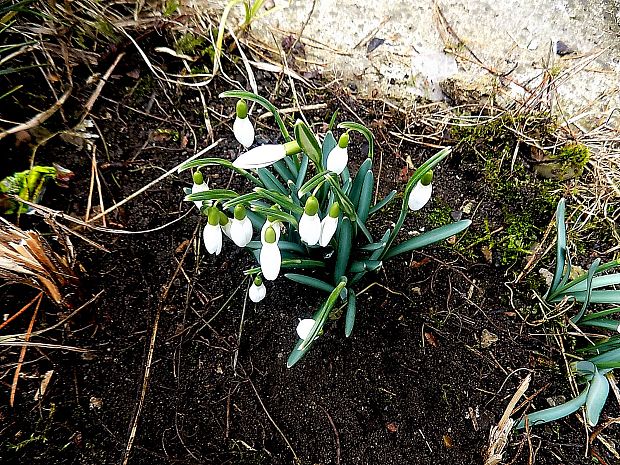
[88,139,221,223]
[82,52,125,121]
[10,293,43,407]
[318,404,341,465]
[0,294,40,332]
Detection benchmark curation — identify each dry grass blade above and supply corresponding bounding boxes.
[0,216,78,306]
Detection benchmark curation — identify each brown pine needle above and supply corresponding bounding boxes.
[0,294,41,332]
[10,292,43,407]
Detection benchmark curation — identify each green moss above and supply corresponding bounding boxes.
[426,200,453,228]
[176,33,208,55]
[533,142,590,180]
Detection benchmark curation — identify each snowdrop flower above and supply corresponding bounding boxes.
[219,211,232,240]
[259,226,281,281]
[319,202,340,246]
[233,140,300,169]
[203,207,223,255]
[249,276,267,303]
[261,217,282,244]
[230,205,253,247]
[233,99,255,148]
[191,170,209,211]
[296,318,316,340]
[408,170,433,211]
[326,133,349,175]
[299,196,321,245]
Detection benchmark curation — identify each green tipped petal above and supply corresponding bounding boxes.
[264,226,277,244]
[236,99,248,119]
[193,170,204,184]
[207,207,220,226]
[234,204,247,220]
[329,202,340,218]
[421,170,433,186]
[338,132,349,148]
[304,196,319,216]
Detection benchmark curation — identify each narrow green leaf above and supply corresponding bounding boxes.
[349,260,382,273]
[564,273,620,293]
[271,160,295,182]
[298,171,331,197]
[294,121,323,168]
[345,291,357,337]
[369,190,397,215]
[321,131,337,167]
[338,122,374,159]
[185,188,238,202]
[581,307,620,322]
[355,216,373,243]
[326,177,357,221]
[220,90,291,141]
[334,217,352,282]
[256,168,287,194]
[284,273,334,292]
[516,387,589,429]
[178,157,263,187]
[250,206,298,226]
[570,258,601,323]
[295,155,309,192]
[357,170,374,223]
[246,240,306,254]
[576,336,620,354]
[572,361,596,378]
[550,198,568,293]
[384,220,471,260]
[254,187,304,215]
[565,290,620,305]
[349,158,372,207]
[590,346,620,366]
[580,318,620,332]
[585,369,609,426]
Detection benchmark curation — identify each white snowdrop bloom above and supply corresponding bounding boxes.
[296,318,316,340]
[408,171,433,211]
[248,277,267,303]
[259,226,281,281]
[260,218,282,244]
[298,196,321,245]
[233,99,255,148]
[230,205,253,247]
[319,202,340,246]
[326,133,349,175]
[203,207,223,255]
[191,171,209,210]
[233,144,287,169]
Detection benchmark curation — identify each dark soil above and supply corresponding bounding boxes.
[1,41,617,465]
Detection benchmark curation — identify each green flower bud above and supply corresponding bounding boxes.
[236,99,248,119]
[264,226,277,244]
[207,207,220,226]
[219,211,229,226]
[304,196,319,216]
[253,275,263,286]
[338,132,349,149]
[421,170,433,186]
[328,202,340,218]
[193,170,204,185]
[234,204,247,220]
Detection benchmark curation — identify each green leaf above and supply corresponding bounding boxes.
[345,291,356,337]
[178,157,263,187]
[552,260,620,298]
[516,387,589,429]
[357,170,374,224]
[334,217,352,282]
[564,272,620,293]
[565,290,620,305]
[326,177,357,221]
[369,190,397,215]
[256,168,287,194]
[581,307,620,322]
[585,369,609,426]
[184,188,237,202]
[550,198,568,293]
[338,122,374,159]
[321,131,337,167]
[384,220,471,260]
[570,258,600,323]
[577,336,620,354]
[349,260,382,273]
[381,147,452,259]
[298,171,331,197]
[294,121,323,168]
[284,274,334,292]
[272,160,296,182]
[355,216,373,243]
[220,90,291,141]
[580,318,620,332]
[254,187,304,215]
[250,206,298,227]
[590,346,620,367]
[572,361,596,378]
[296,155,309,192]
[349,158,372,207]
[246,240,306,254]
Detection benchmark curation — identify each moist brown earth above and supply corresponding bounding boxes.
[0,48,616,465]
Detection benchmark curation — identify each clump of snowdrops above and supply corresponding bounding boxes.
[180,90,471,367]
[516,199,620,428]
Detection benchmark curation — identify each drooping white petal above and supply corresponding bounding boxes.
[230,218,252,247]
[203,223,222,255]
[319,216,339,246]
[241,216,254,245]
[233,116,255,148]
[222,221,232,240]
[326,145,348,174]
[259,242,281,281]
[296,318,316,340]
[408,182,433,211]
[299,212,321,245]
[260,220,281,244]
[249,282,267,302]
[233,144,287,169]
[191,181,210,210]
